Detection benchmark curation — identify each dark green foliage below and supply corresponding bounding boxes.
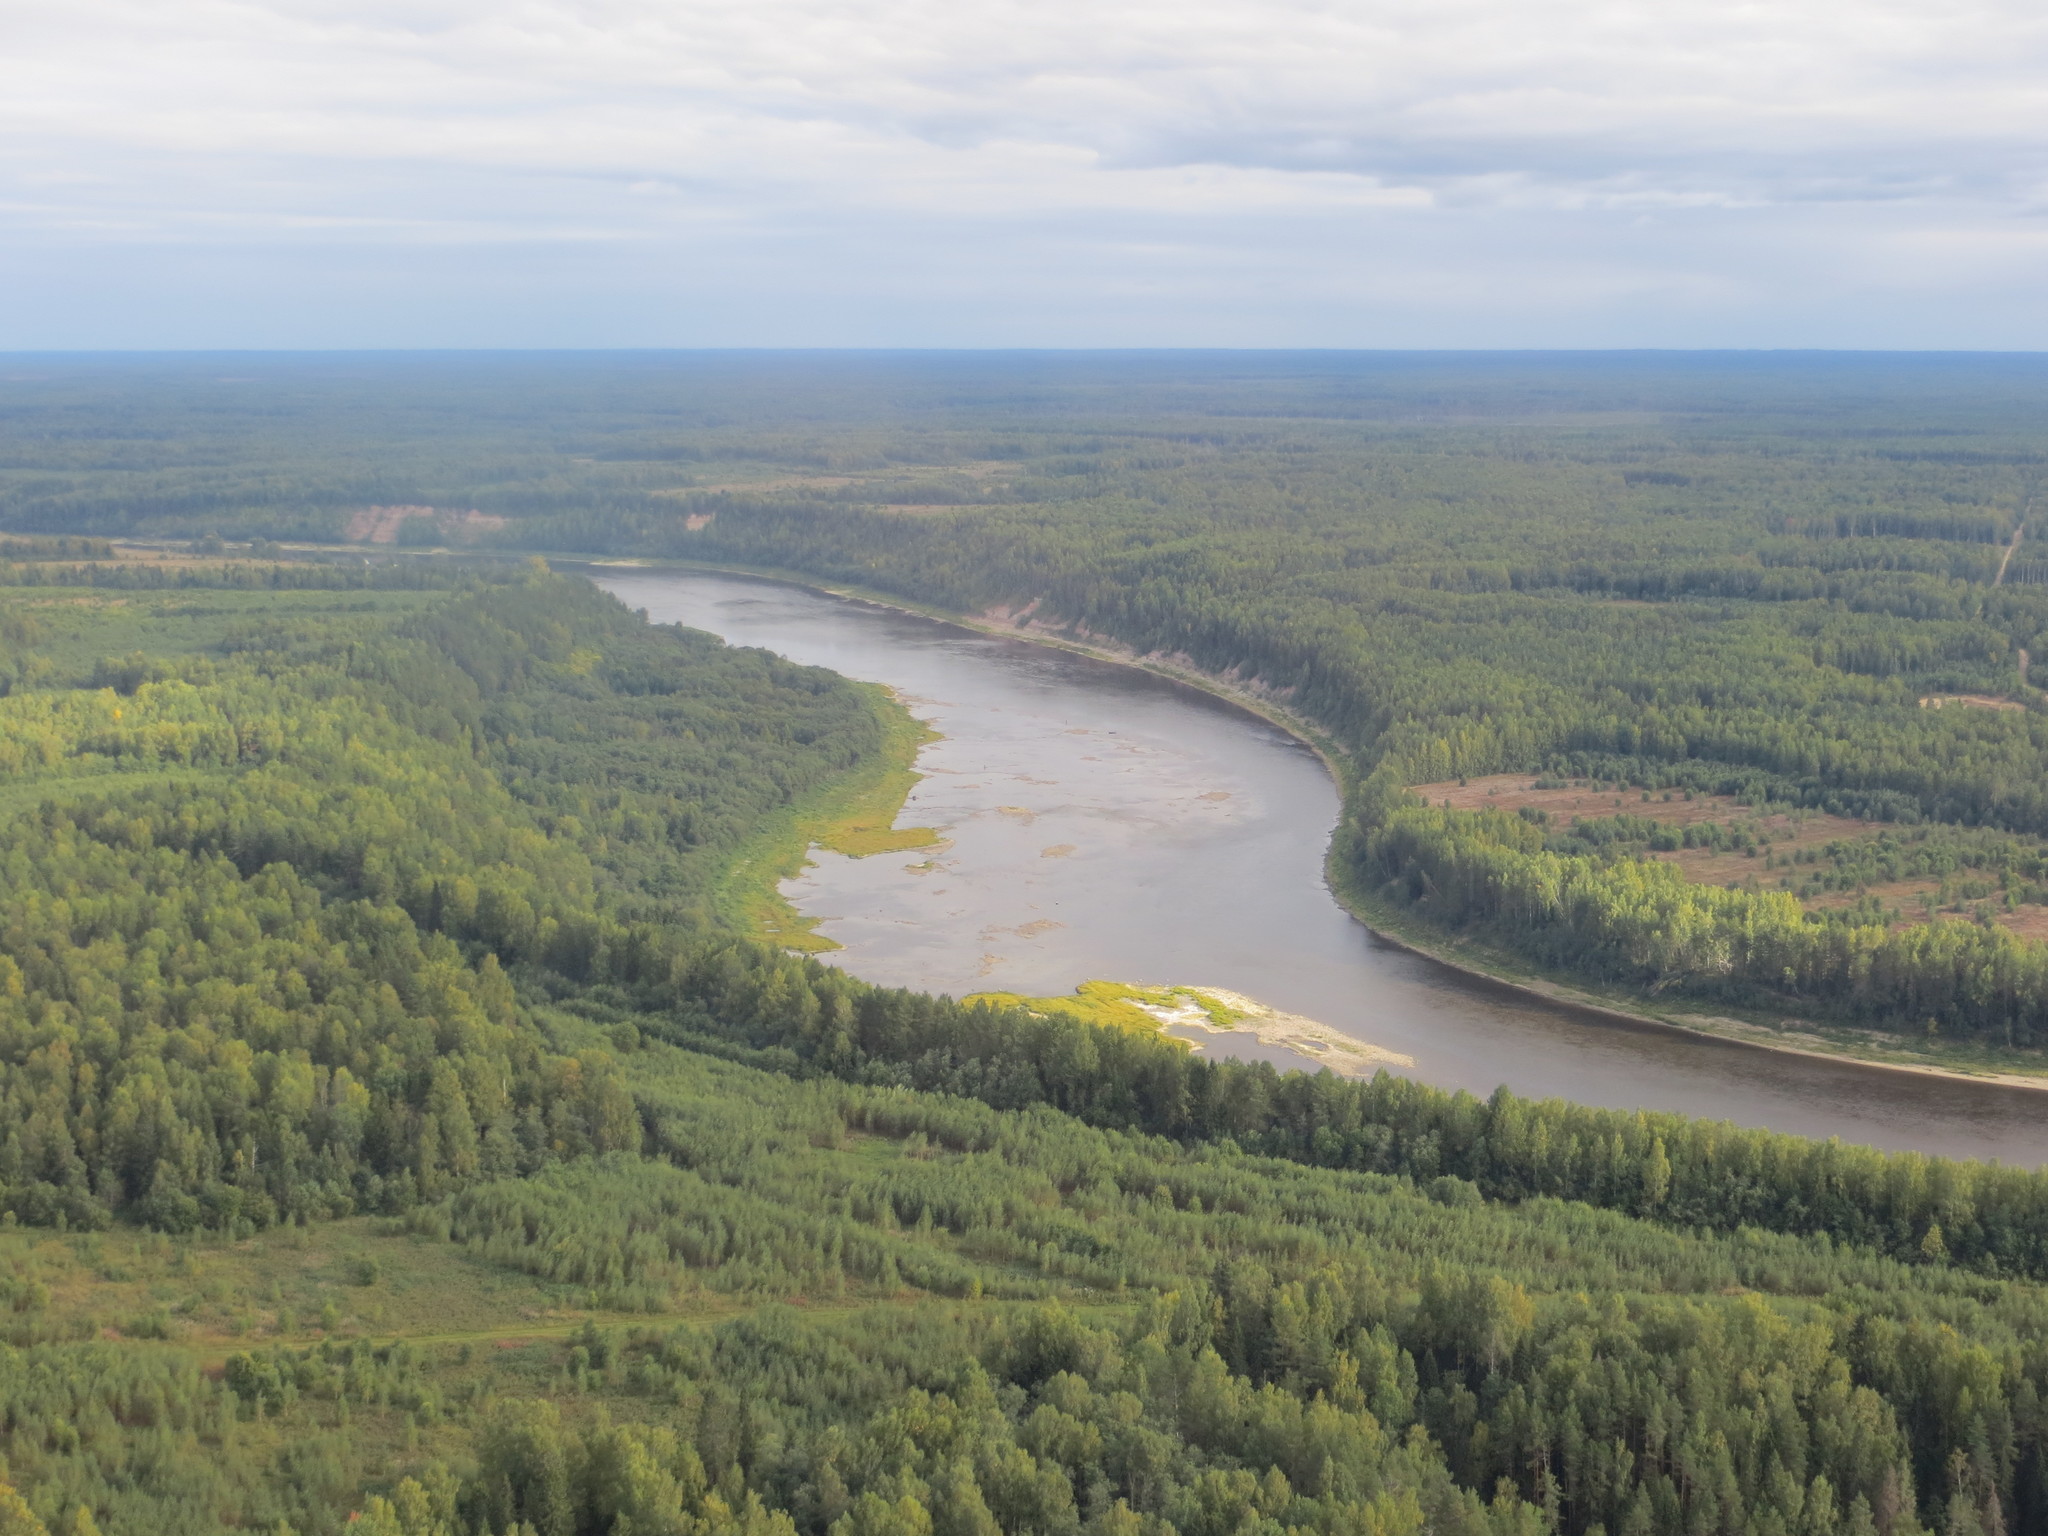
[0,539,114,562]
[641,937,2048,1280]
[0,566,880,1230]
[1356,799,2048,1040]
[195,1029,2048,1536]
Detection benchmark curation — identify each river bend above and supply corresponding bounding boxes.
[597,567,2048,1164]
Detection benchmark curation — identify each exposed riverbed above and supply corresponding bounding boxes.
[597,567,2048,1164]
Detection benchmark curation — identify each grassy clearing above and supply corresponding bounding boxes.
[0,1215,586,1355]
[712,682,941,950]
[0,1212,880,1368]
[809,693,943,857]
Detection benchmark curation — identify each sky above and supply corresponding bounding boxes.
[3,0,2046,349]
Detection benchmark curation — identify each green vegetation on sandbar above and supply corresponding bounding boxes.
[966,981,1415,1077]
[965,979,1225,1037]
[713,684,941,950]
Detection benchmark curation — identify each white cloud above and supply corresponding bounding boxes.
[0,0,2045,342]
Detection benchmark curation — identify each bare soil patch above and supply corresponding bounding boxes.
[343,506,505,544]
[659,477,856,496]
[2000,906,2048,941]
[1919,694,2025,711]
[344,505,429,543]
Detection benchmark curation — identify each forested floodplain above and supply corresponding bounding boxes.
[0,555,2040,1536]
[13,356,2048,1533]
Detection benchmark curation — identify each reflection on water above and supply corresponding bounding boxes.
[597,568,2048,1164]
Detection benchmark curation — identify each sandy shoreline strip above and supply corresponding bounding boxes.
[1134,986,1415,1078]
[966,979,1413,1080]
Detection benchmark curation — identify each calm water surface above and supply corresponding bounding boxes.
[598,568,2048,1164]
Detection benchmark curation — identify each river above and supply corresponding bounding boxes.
[597,566,2048,1164]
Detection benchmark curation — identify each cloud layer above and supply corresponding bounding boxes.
[3,0,2046,345]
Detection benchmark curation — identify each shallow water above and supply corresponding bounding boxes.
[597,567,2048,1164]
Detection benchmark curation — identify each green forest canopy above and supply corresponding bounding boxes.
[8,357,2048,1534]
[0,554,2022,1536]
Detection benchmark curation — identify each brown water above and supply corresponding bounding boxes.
[598,567,2048,1164]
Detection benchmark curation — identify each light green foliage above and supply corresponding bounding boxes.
[73,1021,2032,1536]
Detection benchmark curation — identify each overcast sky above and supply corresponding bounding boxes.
[3,0,2046,348]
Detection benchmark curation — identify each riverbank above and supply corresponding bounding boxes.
[707,678,941,951]
[1332,871,2048,1093]
[573,553,1355,780]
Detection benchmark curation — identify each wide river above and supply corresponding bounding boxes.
[598,567,2048,1164]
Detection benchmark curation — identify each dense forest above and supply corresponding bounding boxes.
[0,552,2034,1536]
[10,356,2048,1534]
